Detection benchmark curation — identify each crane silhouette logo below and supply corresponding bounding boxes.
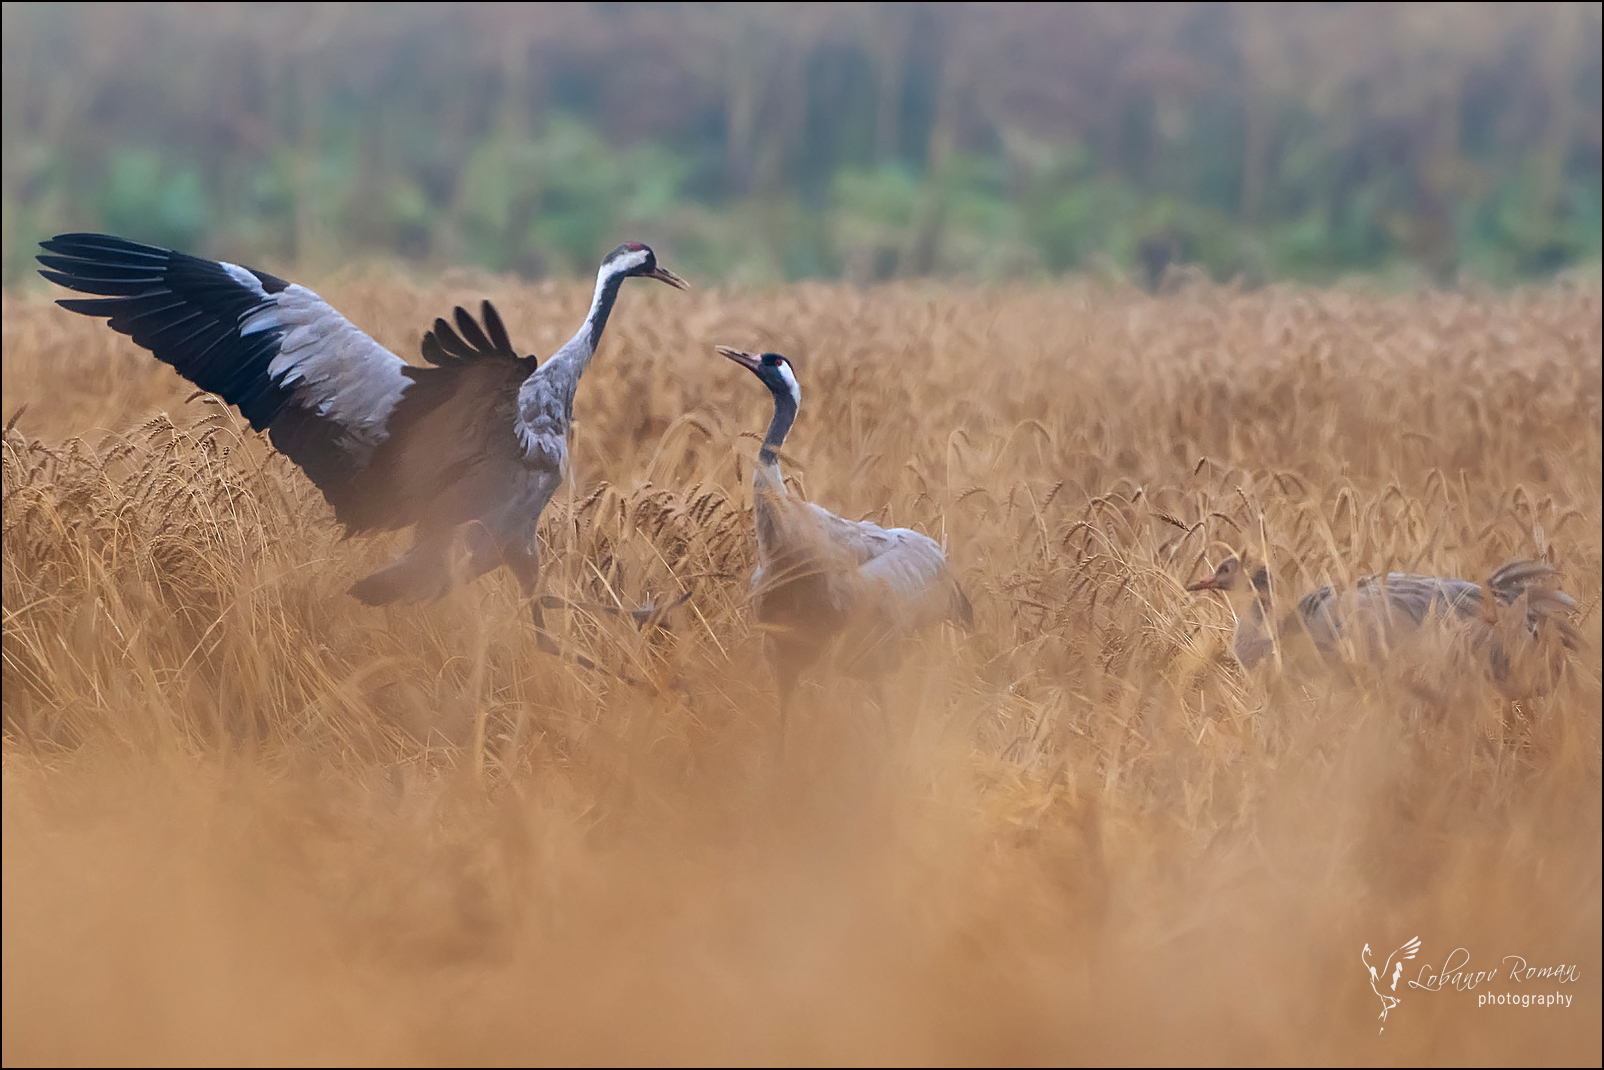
[1363,936,1421,1032]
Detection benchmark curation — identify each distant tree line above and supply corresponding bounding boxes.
[3,2,1599,285]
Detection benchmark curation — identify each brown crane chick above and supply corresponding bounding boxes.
[1186,555,1580,688]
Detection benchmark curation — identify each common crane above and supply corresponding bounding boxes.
[37,232,687,627]
[1185,554,1579,683]
[716,346,972,739]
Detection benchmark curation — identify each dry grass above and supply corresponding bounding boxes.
[3,272,1601,1065]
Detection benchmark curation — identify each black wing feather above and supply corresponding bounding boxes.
[454,306,495,354]
[419,334,456,367]
[429,317,477,362]
[480,301,515,357]
[38,233,296,430]
[418,303,532,368]
[36,254,165,280]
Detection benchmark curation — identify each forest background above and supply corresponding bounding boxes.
[3,1,1600,288]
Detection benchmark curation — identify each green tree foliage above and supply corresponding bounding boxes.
[3,2,1599,284]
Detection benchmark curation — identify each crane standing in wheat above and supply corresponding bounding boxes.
[716,346,972,741]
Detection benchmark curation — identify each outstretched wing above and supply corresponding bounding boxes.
[38,233,411,527]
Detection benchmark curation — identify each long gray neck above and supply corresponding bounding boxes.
[759,387,797,468]
[584,267,626,353]
[547,266,627,384]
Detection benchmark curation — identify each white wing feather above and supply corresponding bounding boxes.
[241,282,411,453]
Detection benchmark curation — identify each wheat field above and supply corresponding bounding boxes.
[3,271,1600,1064]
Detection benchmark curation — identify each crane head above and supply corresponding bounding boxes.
[1188,555,1245,593]
[1186,555,1272,597]
[602,241,689,290]
[715,346,801,405]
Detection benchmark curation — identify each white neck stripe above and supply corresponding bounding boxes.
[776,362,801,407]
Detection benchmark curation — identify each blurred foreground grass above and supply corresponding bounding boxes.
[3,274,1600,1062]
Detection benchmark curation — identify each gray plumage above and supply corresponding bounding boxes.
[1187,555,1580,679]
[38,233,687,607]
[717,346,972,733]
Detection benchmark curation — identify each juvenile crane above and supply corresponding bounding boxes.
[716,346,972,736]
[38,232,687,614]
[1185,554,1579,684]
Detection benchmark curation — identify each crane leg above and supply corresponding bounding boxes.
[535,587,693,630]
[506,550,680,692]
[503,548,601,673]
[529,596,601,672]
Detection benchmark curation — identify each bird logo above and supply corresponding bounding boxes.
[1362,936,1421,1033]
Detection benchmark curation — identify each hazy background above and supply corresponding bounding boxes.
[4,5,1601,1063]
[3,1,1600,287]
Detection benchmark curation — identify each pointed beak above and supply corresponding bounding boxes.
[715,345,761,372]
[646,266,689,290]
[1186,576,1222,592]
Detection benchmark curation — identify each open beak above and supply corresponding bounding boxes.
[646,266,690,290]
[715,345,761,372]
[1186,576,1222,592]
